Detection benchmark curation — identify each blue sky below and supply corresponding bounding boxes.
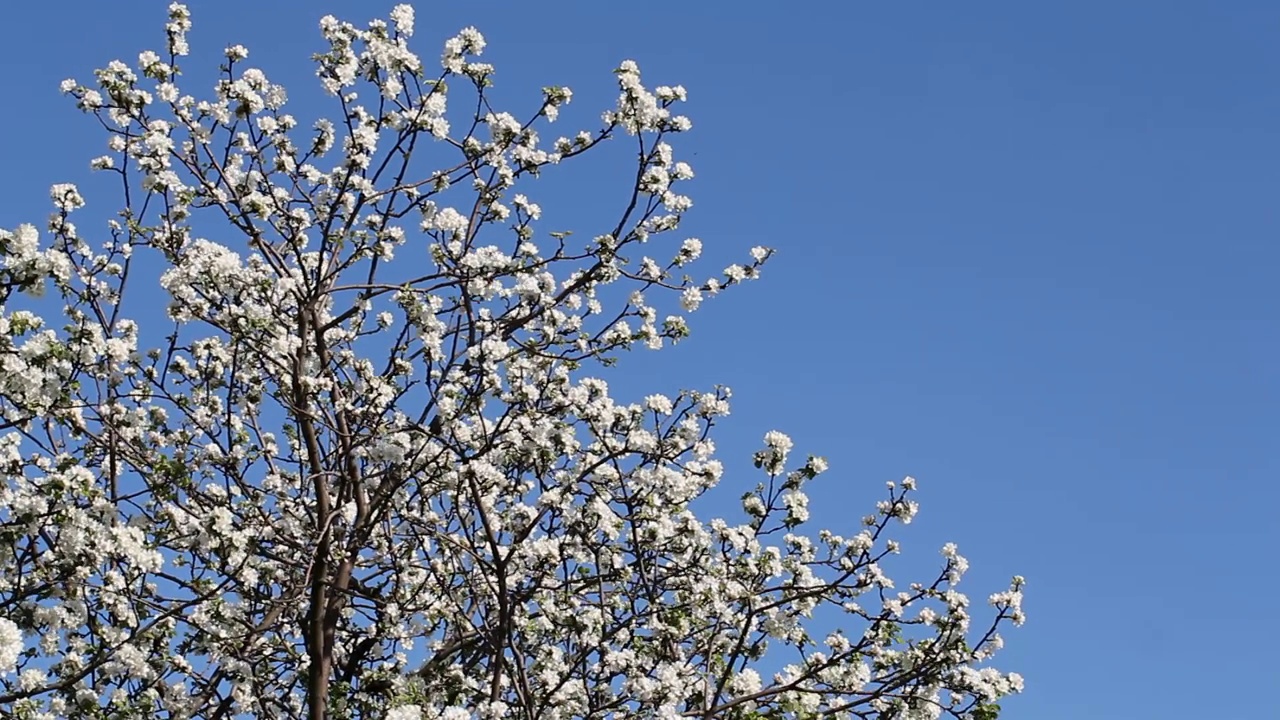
[3,1,1278,717]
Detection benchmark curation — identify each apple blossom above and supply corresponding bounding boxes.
[0,4,1024,720]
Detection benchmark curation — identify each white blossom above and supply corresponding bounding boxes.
[0,618,21,675]
[0,4,1022,718]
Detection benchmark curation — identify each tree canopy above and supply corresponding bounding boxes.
[0,4,1024,719]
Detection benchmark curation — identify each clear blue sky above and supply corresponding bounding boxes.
[3,2,1278,717]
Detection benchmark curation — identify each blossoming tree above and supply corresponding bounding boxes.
[0,4,1025,719]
